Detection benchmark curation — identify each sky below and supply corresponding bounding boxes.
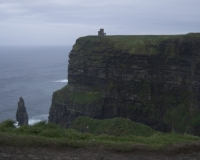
[0,0,200,46]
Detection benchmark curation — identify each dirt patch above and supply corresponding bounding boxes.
[1,143,200,160]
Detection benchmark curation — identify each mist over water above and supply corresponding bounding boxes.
[0,46,71,124]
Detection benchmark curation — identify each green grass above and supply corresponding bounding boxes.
[0,119,200,152]
[71,116,157,136]
[107,35,173,55]
[52,85,102,104]
[52,85,69,103]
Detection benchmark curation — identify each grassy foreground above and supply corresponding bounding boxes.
[0,118,200,152]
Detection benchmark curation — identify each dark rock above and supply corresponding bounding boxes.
[16,97,28,126]
[48,34,200,135]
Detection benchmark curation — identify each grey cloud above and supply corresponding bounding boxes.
[0,0,200,45]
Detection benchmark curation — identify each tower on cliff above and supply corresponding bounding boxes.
[98,28,106,36]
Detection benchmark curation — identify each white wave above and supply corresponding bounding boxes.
[29,119,41,125]
[53,79,68,83]
[14,114,49,126]
[14,121,19,128]
[28,114,48,125]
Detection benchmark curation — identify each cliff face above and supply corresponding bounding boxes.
[49,33,200,135]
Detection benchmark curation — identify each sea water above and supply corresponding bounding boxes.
[0,46,71,124]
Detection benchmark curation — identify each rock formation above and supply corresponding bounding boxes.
[49,33,200,135]
[16,97,28,126]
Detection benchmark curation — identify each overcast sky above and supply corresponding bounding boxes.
[0,0,200,46]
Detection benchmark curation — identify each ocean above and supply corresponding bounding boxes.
[0,46,71,125]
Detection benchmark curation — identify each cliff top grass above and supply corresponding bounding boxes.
[0,119,200,152]
[72,33,200,56]
[72,116,157,137]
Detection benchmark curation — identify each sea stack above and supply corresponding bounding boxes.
[16,97,28,126]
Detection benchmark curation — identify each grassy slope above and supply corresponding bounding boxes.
[0,119,200,152]
[71,116,157,136]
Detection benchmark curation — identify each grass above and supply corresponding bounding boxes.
[71,116,157,136]
[52,85,69,103]
[52,85,102,104]
[107,35,173,55]
[0,119,200,152]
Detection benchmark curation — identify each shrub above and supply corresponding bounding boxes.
[0,120,16,132]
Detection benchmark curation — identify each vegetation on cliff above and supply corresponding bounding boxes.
[52,85,102,104]
[71,116,156,136]
[69,92,102,104]
[73,33,200,56]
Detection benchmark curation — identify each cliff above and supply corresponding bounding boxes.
[48,33,200,135]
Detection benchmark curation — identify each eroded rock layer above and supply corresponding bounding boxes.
[49,33,200,135]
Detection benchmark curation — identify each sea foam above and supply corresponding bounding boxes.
[28,114,48,125]
[53,79,68,83]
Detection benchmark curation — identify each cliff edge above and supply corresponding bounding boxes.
[49,33,200,135]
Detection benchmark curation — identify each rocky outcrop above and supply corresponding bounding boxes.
[16,97,28,126]
[49,33,200,135]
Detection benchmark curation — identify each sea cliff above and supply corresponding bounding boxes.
[48,33,200,135]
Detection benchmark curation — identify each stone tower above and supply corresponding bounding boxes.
[98,28,106,36]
